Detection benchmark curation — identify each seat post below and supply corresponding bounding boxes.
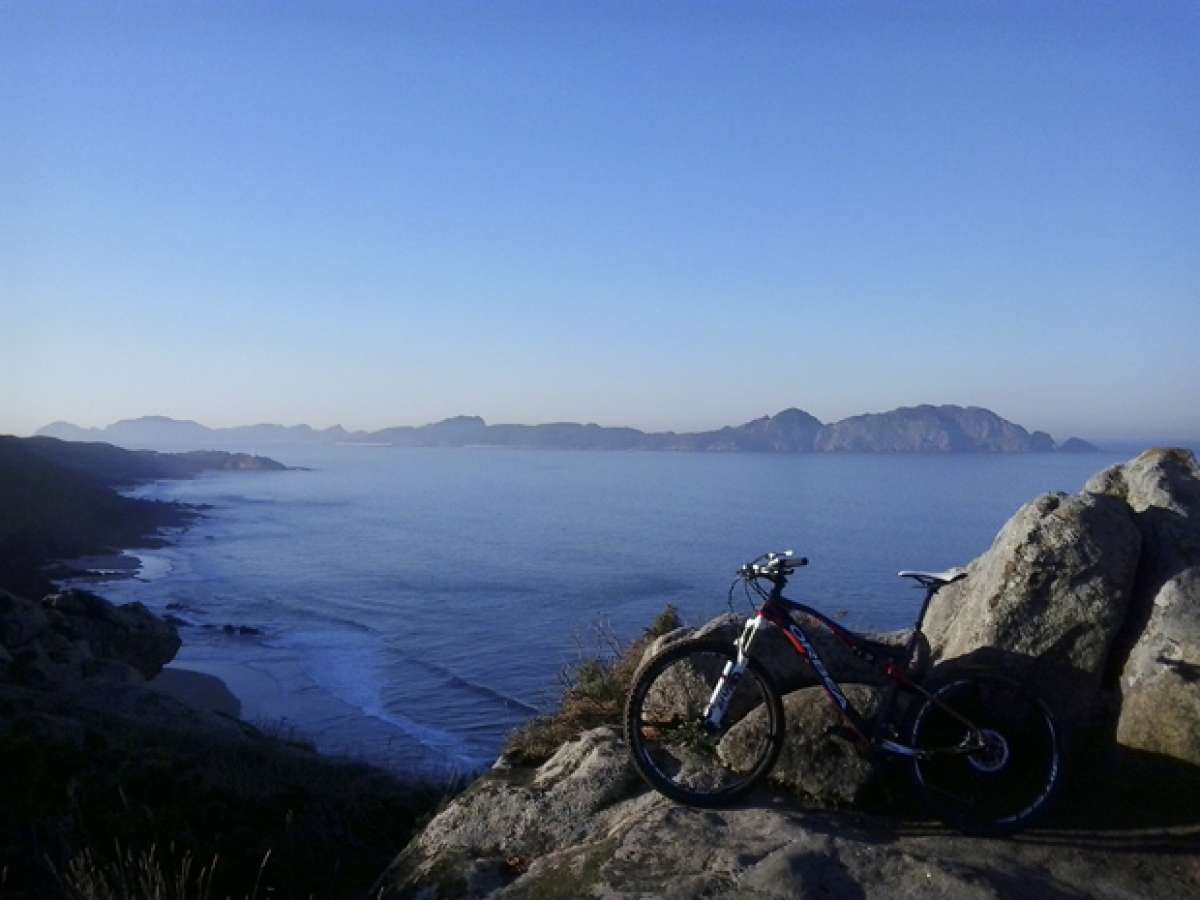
[913,582,939,634]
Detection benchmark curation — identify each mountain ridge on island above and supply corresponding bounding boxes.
[37,405,1099,453]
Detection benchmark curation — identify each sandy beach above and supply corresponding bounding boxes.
[149,667,242,718]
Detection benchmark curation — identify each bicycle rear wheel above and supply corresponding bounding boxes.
[624,637,784,807]
[907,675,1062,835]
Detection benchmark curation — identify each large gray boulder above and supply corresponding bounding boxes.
[1114,568,1200,762]
[1085,448,1200,765]
[920,490,1140,724]
[721,684,884,807]
[376,727,643,898]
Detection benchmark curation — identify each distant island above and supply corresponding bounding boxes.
[38,405,1098,454]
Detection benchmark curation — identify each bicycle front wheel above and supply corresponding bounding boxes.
[624,637,784,808]
[908,675,1063,835]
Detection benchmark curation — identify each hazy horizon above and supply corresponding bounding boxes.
[4,3,1197,442]
[19,405,1200,447]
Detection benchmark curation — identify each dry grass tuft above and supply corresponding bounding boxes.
[502,605,683,764]
[61,844,220,900]
[0,710,451,899]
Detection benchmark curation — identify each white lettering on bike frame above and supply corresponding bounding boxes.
[786,621,849,710]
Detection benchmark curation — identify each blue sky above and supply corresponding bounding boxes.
[3,1,1197,441]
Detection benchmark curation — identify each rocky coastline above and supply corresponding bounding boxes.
[2,447,1198,898]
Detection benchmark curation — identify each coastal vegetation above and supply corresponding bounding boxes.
[0,642,449,899]
[503,606,682,765]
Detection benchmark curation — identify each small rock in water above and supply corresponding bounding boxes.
[221,624,261,636]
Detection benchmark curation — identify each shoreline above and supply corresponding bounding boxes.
[47,496,200,583]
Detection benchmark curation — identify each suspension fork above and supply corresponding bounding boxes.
[703,613,764,728]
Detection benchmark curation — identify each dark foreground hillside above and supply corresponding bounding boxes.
[1,436,448,898]
[0,587,448,899]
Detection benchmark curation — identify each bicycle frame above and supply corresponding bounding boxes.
[717,572,985,760]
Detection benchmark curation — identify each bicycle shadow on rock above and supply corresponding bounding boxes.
[922,647,1200,835]
[734,774,1199,863]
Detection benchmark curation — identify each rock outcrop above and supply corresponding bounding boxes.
[0,588,180,685]
[721,684,884,807]
[1085,448,1200,765]
[379,727,641,896]
[921,491,1141,727]
[917,448,1200,766]
[375,728,1198,900]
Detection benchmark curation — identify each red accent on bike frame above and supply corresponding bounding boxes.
[883,660,916,690]
[759,603,871,740]
[761,607,808,656]
[823,616,868,653]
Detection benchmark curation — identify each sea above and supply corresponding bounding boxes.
[68,444,1162,778]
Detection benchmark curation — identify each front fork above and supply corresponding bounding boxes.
[703,614,763,729]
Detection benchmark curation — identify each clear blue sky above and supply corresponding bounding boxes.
[3,1,1197,441]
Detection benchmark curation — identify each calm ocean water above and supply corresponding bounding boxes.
[76,446,1142,776]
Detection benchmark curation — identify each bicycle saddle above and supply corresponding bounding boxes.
[898,567,968,588]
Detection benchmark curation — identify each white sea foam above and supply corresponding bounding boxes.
[274,628,487,769]
[124,550,173,580]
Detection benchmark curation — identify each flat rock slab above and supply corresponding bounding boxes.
[378,729,1200,900]
[396,792,1200,899]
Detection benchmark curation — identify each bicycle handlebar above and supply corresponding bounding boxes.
[738,550,808,578]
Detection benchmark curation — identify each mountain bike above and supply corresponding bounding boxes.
[624,551,1062,835]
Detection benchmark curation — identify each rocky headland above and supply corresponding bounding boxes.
[39,405,1097,454]
[0,434,289,597]
[375,448,1200,899]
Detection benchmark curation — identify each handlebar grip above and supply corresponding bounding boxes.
[738,551,809,577]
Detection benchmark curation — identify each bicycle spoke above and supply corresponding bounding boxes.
[909,676,1061,834]
[625,639,784,807]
